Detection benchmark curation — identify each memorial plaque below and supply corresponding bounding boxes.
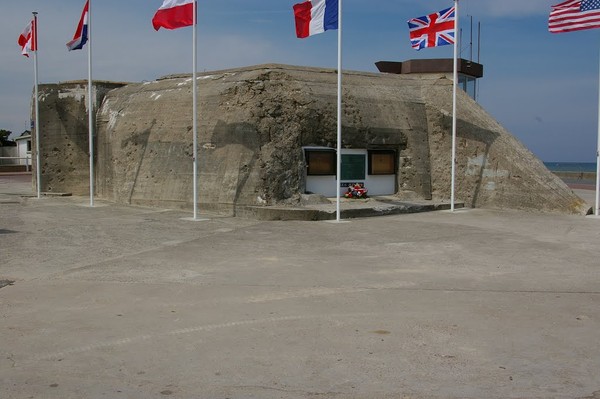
[341,154,366,180]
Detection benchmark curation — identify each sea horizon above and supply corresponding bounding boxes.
[543,162,597,173]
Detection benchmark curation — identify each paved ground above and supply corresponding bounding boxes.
[1,174,600,399]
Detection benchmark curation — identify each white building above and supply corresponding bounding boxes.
[14,131,32,169]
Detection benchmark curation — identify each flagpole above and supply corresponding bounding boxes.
[87,0,94,207]
[595,50,600,216]
[335,0,343,222]
[451,0,459,212]
[192,0,199,220]
[33,12,41,200]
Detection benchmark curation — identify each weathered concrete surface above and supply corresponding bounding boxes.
[236,196,462,221]
[421,83,588,214]
[36,64,589,215]
[34,81,127,195]
[1,176,600,399]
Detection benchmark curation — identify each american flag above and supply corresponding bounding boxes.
[408,7,455,51]
[549,0,600,33]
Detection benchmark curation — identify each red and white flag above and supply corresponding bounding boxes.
[18,18,37,57]
[152,0,195,31]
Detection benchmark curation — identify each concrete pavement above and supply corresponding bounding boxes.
[1,174,600,399]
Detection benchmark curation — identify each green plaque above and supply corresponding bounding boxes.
[341,154,366,180]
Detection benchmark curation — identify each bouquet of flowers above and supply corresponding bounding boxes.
[344,183,368,199]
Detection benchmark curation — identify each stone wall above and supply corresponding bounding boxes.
[35,64,589,215]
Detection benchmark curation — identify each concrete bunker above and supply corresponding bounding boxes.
[31,63,590,216]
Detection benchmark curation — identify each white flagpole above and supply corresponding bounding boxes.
[192,0,199,220]
[595,51,600,216]
[451,0,459,212]
[33,12,41,200]
[335,0,343,222]
[87,0,94,207]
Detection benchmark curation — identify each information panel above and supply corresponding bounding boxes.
[341,154,366,180]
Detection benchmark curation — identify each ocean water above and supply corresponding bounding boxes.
[544,162,597,173]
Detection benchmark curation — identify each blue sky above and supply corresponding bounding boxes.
[1,0,599,162]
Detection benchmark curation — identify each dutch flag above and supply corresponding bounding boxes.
[66,0,89,51]
[294,0,338,38]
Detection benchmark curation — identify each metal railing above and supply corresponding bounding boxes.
[0,156,31,172]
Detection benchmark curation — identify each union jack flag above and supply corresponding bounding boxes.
[408,6,456,51]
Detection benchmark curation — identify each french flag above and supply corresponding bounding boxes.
[66,0,89,51]
[153,0,195,31]
[294,0,338,38]
[18,19,37,57]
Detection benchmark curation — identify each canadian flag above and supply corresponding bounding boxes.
[18,18,37,57]
[152,0,195,31]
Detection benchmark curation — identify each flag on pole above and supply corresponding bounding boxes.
[293,0,343,220]
[153,0,195,30]
[549,0,600,33]
[154,1,201,220]
[408,6,456,50]
[66,0,89,51]
[293,0,338,38]
[66,0,94,206]
[18,19,37,57]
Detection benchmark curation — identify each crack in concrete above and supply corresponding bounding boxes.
[33,313,372,362]
[0,279,15,289]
